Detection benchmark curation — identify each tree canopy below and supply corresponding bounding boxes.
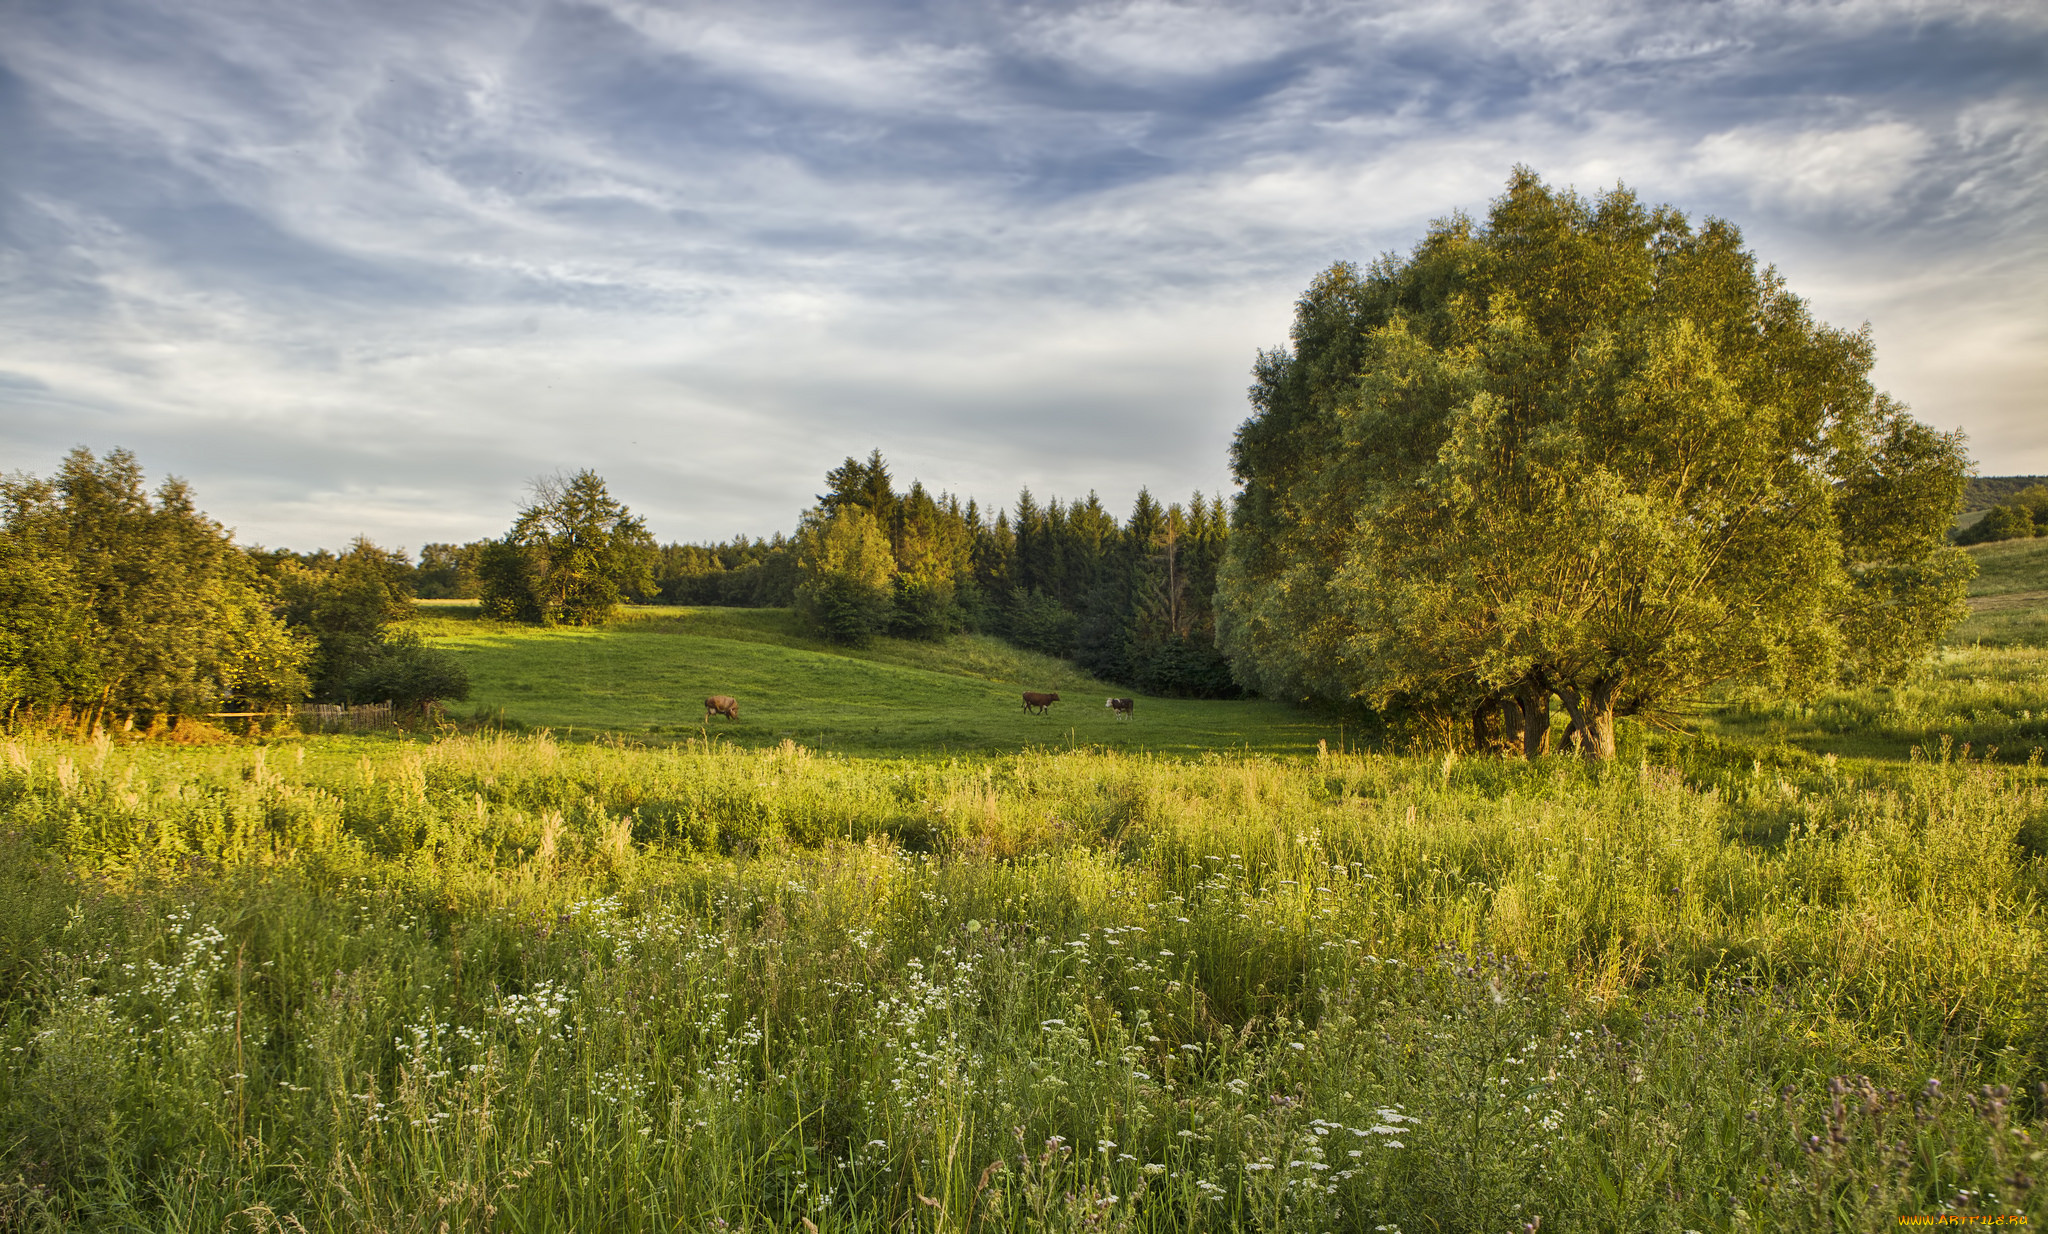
[1218,169,1972,757]
[0,448,309,721]
[479,471,655,626]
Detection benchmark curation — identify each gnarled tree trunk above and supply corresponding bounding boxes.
[1553,674,1622,761]
[1515,678,1552,759]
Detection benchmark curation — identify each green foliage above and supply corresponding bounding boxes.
[652,534,799,606]
[795,506,897,645]
[887,574,959,640]
[0,448,309,719]
[1958,502,2043,546]
[0,731,2043,1228]
[479,471,655,626]
[779,455,1235,691]
[1220,169,1972,758]
[339,629,470,710]
[266,536,418,699]
[0,533,97,712]
[413,540,486,599]
[1003,586,1077,656]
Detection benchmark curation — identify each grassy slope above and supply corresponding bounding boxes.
[1699,538,2048,760]
[1953,534,2048,646]
[410,603,1347,757]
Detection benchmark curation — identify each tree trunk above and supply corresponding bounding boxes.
[1553,676,1621,761]
[1472,694,1503,753]
[1581,677,1619,761]
[1516,680,1551,759]
[1499,695,1525,756]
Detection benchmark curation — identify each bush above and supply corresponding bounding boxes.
[341,633,471,710]
[888,577,958,641]
[1957,504,2040,545]
[1003,587,1075,657]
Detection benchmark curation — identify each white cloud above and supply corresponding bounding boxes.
[1692,121,1931,214]
[1,0,2044,550]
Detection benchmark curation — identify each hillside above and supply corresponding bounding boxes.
[1964,475,2048,512]
[410,603,1348,757]
[1951,534,2048,647]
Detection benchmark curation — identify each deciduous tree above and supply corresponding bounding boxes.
[794,506,896,645]
[1218,170,1972,758]
[480,471,655,626]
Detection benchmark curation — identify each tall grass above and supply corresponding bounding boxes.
[1709,644,2048,761]
[2,730,2044,1229]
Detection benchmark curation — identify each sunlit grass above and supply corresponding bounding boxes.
[1,729,2043,1229]
[407,603,1346,758]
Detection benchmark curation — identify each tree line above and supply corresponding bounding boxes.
[398,452,1240,697]
[0,449,467,724]
[1954,484,2048,546]
[790,450,1237,696]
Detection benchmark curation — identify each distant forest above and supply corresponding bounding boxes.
[402,451,1238,697]
[1964,476,2048,512]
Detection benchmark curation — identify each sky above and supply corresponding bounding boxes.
[2,0,2043,552]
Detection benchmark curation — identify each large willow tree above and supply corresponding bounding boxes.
[1217,169,1971,758]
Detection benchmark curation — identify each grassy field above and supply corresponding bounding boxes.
[411,603,1351,758]
[2,586,2045,1230]
[1,729,2043,1230]
[1699,539,2048,762]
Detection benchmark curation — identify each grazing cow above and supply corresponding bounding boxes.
[1106,697,1134,719]
[1021,691,1061,714]
[704,695,740,723]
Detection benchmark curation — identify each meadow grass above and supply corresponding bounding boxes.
[1700,539,2048,762]
[409,604,1349,758]
[1,726,2044,1230]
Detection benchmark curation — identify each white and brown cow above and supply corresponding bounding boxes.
[1106,697,1134,719]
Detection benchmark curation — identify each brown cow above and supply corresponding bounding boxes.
[704,695,740,722]
[1106,697,1134,719]
[1021,691,1060,714]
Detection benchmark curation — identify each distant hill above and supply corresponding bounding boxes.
[1965,476,2048,512]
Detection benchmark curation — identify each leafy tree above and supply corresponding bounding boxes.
[1218,169,1972,758]
[1956,485,2046,545]
[1957,505,2038,545]
[0,448,309,720]
[794,506,896,645]
[340,630,470,711]
[268,537,416,697]
[259,536,472,708]
[414,541,485,599]
[480,471,655,626]
[0,534,97,714]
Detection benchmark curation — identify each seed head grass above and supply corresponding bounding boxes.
[1,724,2043,1229]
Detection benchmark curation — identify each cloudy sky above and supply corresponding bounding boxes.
[2,0,2042,551]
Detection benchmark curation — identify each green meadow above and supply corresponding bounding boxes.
[1702,538,2048,762]
[1,542,2044,1230]
[410,602,1351,758]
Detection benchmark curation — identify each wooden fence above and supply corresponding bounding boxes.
[294,703,395,732]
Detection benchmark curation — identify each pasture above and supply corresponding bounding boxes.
[409,603,1352,758]
[0,544,2043,1230]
